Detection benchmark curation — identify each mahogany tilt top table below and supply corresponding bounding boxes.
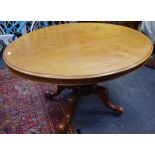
[3,23,153,133]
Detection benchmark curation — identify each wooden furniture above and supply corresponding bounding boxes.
[3,23,153,133]
[82,21,141,30]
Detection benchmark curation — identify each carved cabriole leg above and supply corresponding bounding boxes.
[56,88,80,133]
[45,84,124,133]
[45,85,66,99]
[94,85,124,115]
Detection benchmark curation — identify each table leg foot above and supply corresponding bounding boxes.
[56,89,80,133]
[45,85,65,100]
[56,114,71,133]
[95,85,124,115]
[76,129,82,134]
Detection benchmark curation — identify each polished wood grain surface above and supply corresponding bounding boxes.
[3,23,153,81]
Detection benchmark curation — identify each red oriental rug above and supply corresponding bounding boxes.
[0,68,77,134]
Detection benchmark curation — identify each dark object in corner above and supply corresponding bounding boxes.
[0,39,6,57]
[146,53,155,70]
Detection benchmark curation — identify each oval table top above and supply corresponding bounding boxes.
[3,23,153,85]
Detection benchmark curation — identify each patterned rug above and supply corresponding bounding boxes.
[0,68,77,134]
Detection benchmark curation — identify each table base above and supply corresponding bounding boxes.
[45,84,124,133]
